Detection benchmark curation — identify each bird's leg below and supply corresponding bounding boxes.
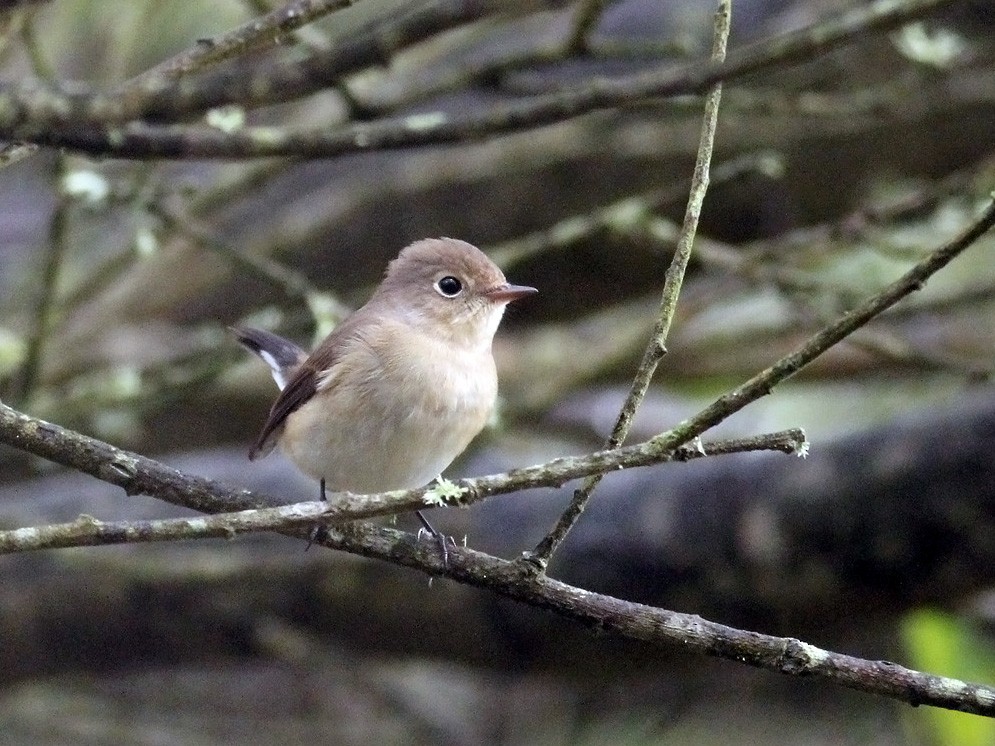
[306,478,329,550]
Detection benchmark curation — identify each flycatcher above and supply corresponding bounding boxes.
[234,237,536,542]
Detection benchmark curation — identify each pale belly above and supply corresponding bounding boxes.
[279,347,497,493]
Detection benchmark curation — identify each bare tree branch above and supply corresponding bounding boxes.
[642,195,995,450]
[2,405,995,718]
[527,0,729,568]
[117,0,359,93]
[0,397,806,546]
[1,195,991,546]
[4,0,504,129]
[0,429,804,554]
[0,0,961,158]
[0,192,993,715]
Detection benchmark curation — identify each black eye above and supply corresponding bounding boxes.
[435,276,463,297]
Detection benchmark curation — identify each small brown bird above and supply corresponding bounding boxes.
[234,237,536,523]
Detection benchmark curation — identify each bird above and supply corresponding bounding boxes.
[233,237,537,553]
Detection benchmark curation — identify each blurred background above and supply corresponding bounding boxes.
[0,0,994,743]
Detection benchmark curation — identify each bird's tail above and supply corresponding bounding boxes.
[230,326,307,391]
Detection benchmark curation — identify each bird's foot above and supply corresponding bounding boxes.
[415,510,457,568]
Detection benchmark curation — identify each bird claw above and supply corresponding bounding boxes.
[416,510,456,568]
[304,523,328,551]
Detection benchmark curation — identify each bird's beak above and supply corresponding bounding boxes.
[484,283,538,303]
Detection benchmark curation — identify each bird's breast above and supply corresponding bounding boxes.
[279,326,498,493]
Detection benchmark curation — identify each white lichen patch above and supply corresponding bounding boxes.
[792,640,829,666]
[424,477,465,507]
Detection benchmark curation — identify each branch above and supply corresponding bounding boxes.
[355,520,995,717]
[15,158,67,401]
[1,196,991,546]
[0,427,793,554]
[117,0,358,93]
[564,0,607,55]
[152,201,352,322]
[649,195,995,451]
[0,0,961,158]
[0,400,805,552]
[5,0,501,129]
[2,409,995,717]
[0,200,994,713]
[488,150,779,269]
[527,0,729,568]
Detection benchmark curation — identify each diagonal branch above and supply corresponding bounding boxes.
[318,520,995,717]
[4,0,503,129]
[526,0,729,569]
[650,195,995,451]
[1,414,993,718]
[117,0,359,93]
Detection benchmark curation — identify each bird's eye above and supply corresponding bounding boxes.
[435,276,463,297]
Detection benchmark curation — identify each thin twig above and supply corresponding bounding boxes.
[16,160,68,402]
[648,196,995,453]
[346,30,696,119]
[0,397,806,544]
[488,150,778,270]
[29,0,500,126]
[526,0,730,569]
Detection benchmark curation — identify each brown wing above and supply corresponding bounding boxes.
[249,363,318,460]
[247,311,370,460]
